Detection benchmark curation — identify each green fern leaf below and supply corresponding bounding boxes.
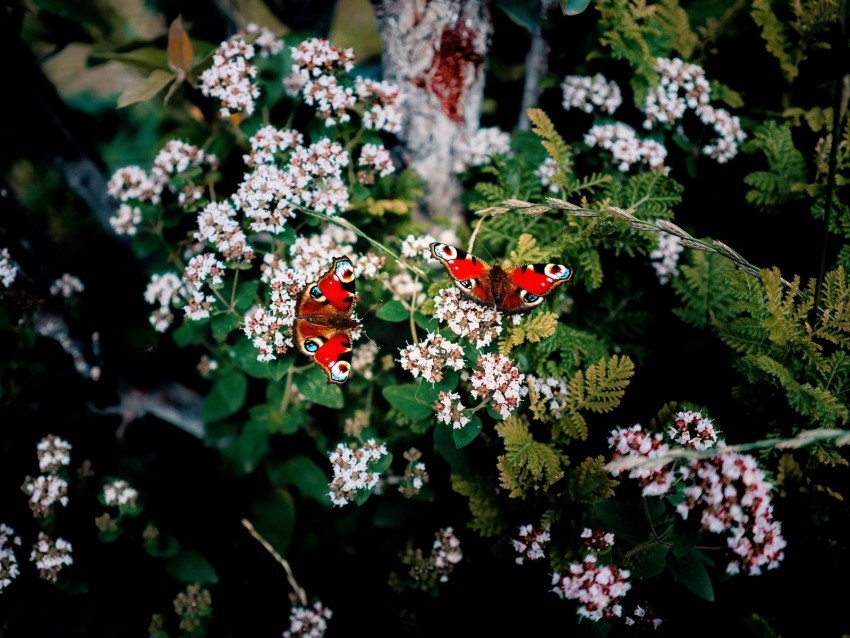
[496,416,566,498]
[743,121,807,211]
[648,0,698,58]
[528,108,572,170]
[751,0,798,83]
[672,251,741,328]
[581,355,636,413]
[566,455,618,504]
[451,473,505,537]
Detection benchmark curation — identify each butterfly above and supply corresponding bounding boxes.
[430,242,574,314]
[294,256,360,384]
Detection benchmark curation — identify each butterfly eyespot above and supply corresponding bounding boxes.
[544,264,571,280]
[334,259,356,283]
[310,285,326,301]
[436,244,457,259]
[519,290,544,306]
[458,278,476,290]
[330,361,351,383]
[304,338,323,353]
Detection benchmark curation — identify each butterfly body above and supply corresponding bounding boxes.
[430,242,573,314]
[294,256,359,384]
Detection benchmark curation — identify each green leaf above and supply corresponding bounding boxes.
[628,543,669,579]
[434,422,470,473]
[201,370,247,422]
[383,383,434,420]
[235,281,260,313]
[172,320,206,347]
[117,69,175,108]
[249,488,296,555]
[668,550,715,601]
[562,0,592,15]
[497,0,538,31]
[211,313,241,340]
[452,414,483,449]
[298,366,344,408]
[230,338,272,378]
[230,418,271,475]
[143,532,179,558]
[376,299,410,322]
[266,456,330,505]
[165,548,219,584]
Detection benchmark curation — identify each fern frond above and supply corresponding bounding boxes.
[649,401,679,430]
[500,311,558,355]
[596,0,659,103]
[743,122,808,211]
[450,473,505,537]
[672,250,740,328]
[507,233,557,266]
[566,455,618,504]
[575,355,635,413]
[496,416,566,498]
[528,108,572,170]
[751,0,798,83]
[621,169,683,220]
[649,0,698,58]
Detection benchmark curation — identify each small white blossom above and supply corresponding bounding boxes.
[562,73,622,114]
[668,410,718,450]
[30,533,73,583]
[398,333,465,383]
[535,157,561,193]
[49,274,84,299]
[650,231,683,284]
[22,475,69,517]
[283,600,333,638]
[199,38,260,118]
[355,77,405,134]
[328,439,389,507]
[195,200,255,262]
[109,203,142,236]
[103,479,139,508]
[514,523,551,565]
[469,353,527,419]
[433,287,502,348]
[435,391,470,429]
[0,524,22,593]
[37,435,72,473]
[455,127,512,171]
[585,122,668,173]
[144,272,185,332]
[552,553,632,622]
[0,248,18,288]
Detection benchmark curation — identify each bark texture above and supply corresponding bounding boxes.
[376,0,492,220]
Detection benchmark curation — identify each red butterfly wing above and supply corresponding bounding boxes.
[293,321,353,384]
[294,256,358,384]
[430,242,495,305]
[498,263,574,314]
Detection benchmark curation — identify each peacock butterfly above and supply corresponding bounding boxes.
[430,242,573,314]
[294,256,360,384]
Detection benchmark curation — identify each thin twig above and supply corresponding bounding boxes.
[242,518,307,606]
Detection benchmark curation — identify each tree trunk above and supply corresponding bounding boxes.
[375,0,492,221]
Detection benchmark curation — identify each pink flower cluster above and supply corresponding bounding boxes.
[552,554,632,622]
[289,39,356,126]
[199,38,259,119]
[584,123,668,173]
[668,410,719,450]
[434,391,470,429]
[469,353,527,419]
[354,77,405,134]
[433,287,502,348]
[607,424,674,496]
[649,231,683,284]
[397,333,465,383]
[327,439,388,507]
[561,73,622,114]
[283,601,333,638]
[513,523,551,565]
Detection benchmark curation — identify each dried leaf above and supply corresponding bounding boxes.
[168,15,194,75]
[117,69,176,108]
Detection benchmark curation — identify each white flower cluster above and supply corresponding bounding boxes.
[108,140,218,233]
[182,253,225,321]
[0,524,21,593]
[290,38,356,126]
[351,341,379,380]
[561,73,622,114]
[37,434,72,473]
[286,226,357,283]
[435,391,470,429]
[643,57,746,163]
[676,449,786,576]
[400,234,440,262]
[327,439,388,507]
[240,23,282,58]
[354,77,404,134]
[357,143,395,183]
[400,448,429,497]
[584,123,668,173]
[195,201,255,262]
[469,353,527,419]
[649,231,683,284]
[199,38,259,119]
[23,475,69,517]
[551,554,632,622]
[242,126,303,167]
[384,271,425,305]
[668,410,718,450]
[49,274,84,299]
[103,479,139,508]
[535,157,561,193]
[0,248,18,288]
[283,601,333,638]
[513,523,551,565]
[432,527,463,582]
[455,127,512,171]
[397,333,465,383]
[30,533,73,584]
[144,272,185,332]
[607,424,674,496]
[433,287,502,348]
[580,527,615,552]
